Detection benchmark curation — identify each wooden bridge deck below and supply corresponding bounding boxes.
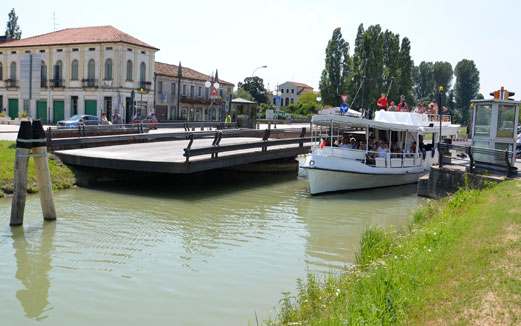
[55,137,311,174]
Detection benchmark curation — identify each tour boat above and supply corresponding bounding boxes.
[302,111,461,194]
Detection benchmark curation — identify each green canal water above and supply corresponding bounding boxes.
[0,169,423,325]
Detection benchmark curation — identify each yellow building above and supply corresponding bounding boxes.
[0,25,158,123]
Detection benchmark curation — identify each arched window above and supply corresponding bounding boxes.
[87,59,95,79]
[54,60,63,79]
[71,60,78,80]
[104,59,113,80]
[285,97,289,106]
[273,98,276,105]
[41,61,47,87]
[0,62,3,80]
[290,98,294,104]
[10,62,16,80]
[126,60,133,81]
[140,62,146,82]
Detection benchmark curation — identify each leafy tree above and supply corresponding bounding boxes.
[319,27,351,107]
[454,59,480,124]
[297,92,319,106]
[413,61,435,100]
[432,61,453,93]
[233,88,253,101]
[237,77,268,104]
[5,8,21,39]
[348,24,365,109]
[383,30,400,102]
[396,37,414,107]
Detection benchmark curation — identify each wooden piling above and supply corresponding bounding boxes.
[32,120,56,221]
[10,121,33,226]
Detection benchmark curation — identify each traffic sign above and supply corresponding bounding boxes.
[340,95,349,103]
[210,87,219,99]
[340,103,349,114]
[275,96,281,103]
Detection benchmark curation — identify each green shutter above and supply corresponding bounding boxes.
[8,99,18,119]
[53,100,65,123]
[37,101,47,122]
[85,100,97,116]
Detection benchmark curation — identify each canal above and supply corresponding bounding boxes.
[0,168,423,325]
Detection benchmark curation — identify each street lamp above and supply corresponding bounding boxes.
[140,88,144,118]
[251,65,267,78]
[316,96,322,111]
[205,73,220,121]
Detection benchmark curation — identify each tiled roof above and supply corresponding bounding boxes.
[287,81,313,89]
[155,62,234,86]
[0,25,158,50]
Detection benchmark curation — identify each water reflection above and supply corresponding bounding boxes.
[11,222,55,321]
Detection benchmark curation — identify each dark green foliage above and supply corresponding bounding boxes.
[454,59,480,124]
[319,28,351,107]
[396,37,414,107]
[413,61,453,103]
[238,76,268,104]
[5,8,21,39]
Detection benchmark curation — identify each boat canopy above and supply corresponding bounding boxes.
[312,114,459,135]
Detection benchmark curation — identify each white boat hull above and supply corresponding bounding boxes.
[305,167,424,195]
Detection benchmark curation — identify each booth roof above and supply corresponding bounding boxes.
[232,98,257,104]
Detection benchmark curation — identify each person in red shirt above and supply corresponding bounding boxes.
[377,93,388,111]
[398,95,409,112]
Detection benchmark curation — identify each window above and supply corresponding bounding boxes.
[198,86,202,97]
[10,62,16,80]
[497,105,516,138]
[104,59,113,80]
[474,104,492,137]
[291,89,294,94]
[126,60,133,81]
[105,47,113,51]
[281,89,284,94]
[190,85,195,97]
[71,60,79,80]
[53,60,63,80]
[158,81,163,94]
[127,48,133,52]
[11,51,16,54]
[182,84,186,96]
[41,61,47,86]
[0,62,2,80]
[72,48,79,52]
[89,48,95,51]
[71,96,78,115]
[141,50,146,54]
[25,50,31,54]
[88,59,95,79]
[291,98,294,104]
[57,49,63,52]
[171,82,176,95]
[39,50,45,53]
[140,62,146,82]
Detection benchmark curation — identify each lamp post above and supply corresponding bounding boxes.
[251,65,267,78]
[140,88,144,118]
[205,73,220,121]
[316,96,322,111]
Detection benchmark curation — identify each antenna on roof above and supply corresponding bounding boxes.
[52,11,59,32]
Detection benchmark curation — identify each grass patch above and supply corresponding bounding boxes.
[267,180,521,325]
[0,140,76,197]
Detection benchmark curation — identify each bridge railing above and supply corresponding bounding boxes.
[184,128,310,163]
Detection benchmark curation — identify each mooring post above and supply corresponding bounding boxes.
[10,121,33,226]
[32,120,56,221]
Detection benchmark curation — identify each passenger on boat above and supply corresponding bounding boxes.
[348,138,358,149]
[376,142,389,158]
[398,95,409,112]
[428,100,438,115]
[405,142,417,157]
[338,137,349,148]
[390,142,402,158]
[377,93,388,111]
[359,141,367,151]
[388,101,399,112]
[414,104,426,114]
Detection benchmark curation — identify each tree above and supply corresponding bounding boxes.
[432,61,453,94]
[396,37,414,107]
[319,27,351,107]
[297,92,319,106]
[237,77,268,104]
[454,59,480,124]
[5,8,21,39]
[233,88,254,101]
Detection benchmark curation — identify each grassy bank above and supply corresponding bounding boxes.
[270,180,521,325]
[0,141,76,197]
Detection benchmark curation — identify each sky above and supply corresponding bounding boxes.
[2,0,520,99]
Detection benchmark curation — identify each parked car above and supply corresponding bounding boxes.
[57,115,100,128]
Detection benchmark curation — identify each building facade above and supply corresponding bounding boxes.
[268,81,314,107]
[0,25,158,123]
[154,62,234,121]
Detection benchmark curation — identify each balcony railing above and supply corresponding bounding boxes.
[41,79,48,88]
[82,78,98,88]
[139,81,152,91]
[50,79,65,88]
[180,95,213,105]
[4,79,18,88]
